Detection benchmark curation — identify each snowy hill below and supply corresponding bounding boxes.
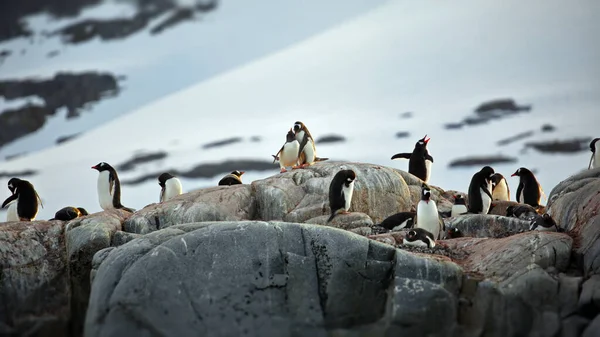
[1,0,599,220]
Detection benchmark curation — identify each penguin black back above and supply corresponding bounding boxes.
[467,166,495,214]
[51,206,86,221]
[2,178,42,221]
[378,211,416,230]
[391,135,433,182]
[218,170,244,186]
[511,167,541,207]
[403,228,436,248]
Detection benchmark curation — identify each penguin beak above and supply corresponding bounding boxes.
[91,165,98,170]
[510,173,517,177]
[240,171,245,176]
[424,136,430,144]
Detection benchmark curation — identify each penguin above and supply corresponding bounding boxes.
[378,211,416,231]
[274,129,300,173]
[218,170,244,186]
[293,121,317,168]
[391,135,434,183]
[327,169,357,222]
[467,166,495,214]
[158,172,183,202]
[529,213,560,232]
[92,162,135,213]
[414,183,445,240]
[451,195,468,217]
[50,206,88,221]
[589,138,600,169]
[490,173,510,201]
[511,167,542,207]
[402,228,436,248]
[1,178,43,221]
[506,204,539,221]
[446,227,464,239]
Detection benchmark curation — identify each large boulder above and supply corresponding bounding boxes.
[0,221,70,337]
[547,167,600,277]
[445,214,532,238]
[85,222,463,337]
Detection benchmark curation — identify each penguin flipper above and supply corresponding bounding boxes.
[480,183,493,199]
[120,206,136,213]
[589,153,594,170]
[1,194,17,208]
[391,153,411,160]
[35,191,44,208]
[516,182,524,203]
[298,133,310,157]
[425,153,434,162]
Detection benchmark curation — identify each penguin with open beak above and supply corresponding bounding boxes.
[391,134,434,183]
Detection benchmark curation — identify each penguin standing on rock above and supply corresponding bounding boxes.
[378,211,416,231]
[391,135,434,183]
[50,207,88,221]
[467,166,495,214]
[451,195,468,217]
[274,129,300,173]
[589,138,600,169]
[511,167,542,207]
[414,183,445,240]
[218,170,244,186]
[403,228,436,248]
[327,169,357,222]
[1,178,43,221]
[158,173,183,202]
[92,162,135,213]
[293,121,317,168]
[491,173,510,201]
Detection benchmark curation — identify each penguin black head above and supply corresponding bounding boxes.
[293,121,305,133]
[590,138,599,153]
[480,166,495,179]
[421,183,432,202]
[454,194,466,205]
[511,167,534,177]
[340,170,357,187]
[286,129,296,142]
[7,177,22,194]
[446,227,464,238]
[77,207,89,216]
[417,134,431,147]
[158,173,175,187]
[231,170,245,177]
[490,173,505,188]
[91,162,113,172]
[530,213,558,231]
[506,205,515,217]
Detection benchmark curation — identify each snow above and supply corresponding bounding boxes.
[1,0,600,220]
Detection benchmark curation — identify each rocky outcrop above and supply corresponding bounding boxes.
[445,214,531,238]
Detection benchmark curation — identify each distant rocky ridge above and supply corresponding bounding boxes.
[1,162,599,337]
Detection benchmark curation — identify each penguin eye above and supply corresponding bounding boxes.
[346,178,352,182]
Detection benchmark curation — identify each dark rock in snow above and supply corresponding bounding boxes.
[56,133,81,145]
[116,151,168,172]
[541,124,556,132]
[448,155,517,168]
[497,130,534,146]
[0,169,36,179]
[399,111,413,119]
[525,138,592,153]
[315,134,346,144]
[475,98,532,114]
[444,122,464,130]
[202,137,242,149]
[395,131,410,138]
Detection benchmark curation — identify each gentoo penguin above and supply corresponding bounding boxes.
[158,172,183,202]
[490,173,510,201]
[414,183,445,240]
[391,135,434,183]
[451,195,468,217]
[293,121,317,168]
[218,170,244,186]
[403,228,436,248]
[446,227,464,239]
[50,206,88,221]
[92,162,135,213]
[274,129,300,173]
[529,213,560,232]
[327,169,357,222]
[467,166,495,214]
[1,178,43,221]
[506,204,539,221]
[511,167,542,207]
[378,211,416,231]
[589,138,600,169]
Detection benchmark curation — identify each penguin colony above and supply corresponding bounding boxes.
[1,122,596,248]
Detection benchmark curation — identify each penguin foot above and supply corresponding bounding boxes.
[280,168,288,173]
[340,210,351,215]
[291,165,303,170]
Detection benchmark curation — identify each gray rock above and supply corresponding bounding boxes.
[305,212,373,230]
[0,221,70,337]
[124,185,255,234]
[66,210,128,336]
[85,221,463,337]
[558,274,584,318]
[111,230,142,247]
[90,247,116,284]
[445,214,532,238]
[561,315,590,337]
[582,314,600,337]
[579,275,600,315]
[252,162,413,224]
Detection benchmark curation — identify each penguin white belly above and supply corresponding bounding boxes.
[492,180,510,201]
[518,190,524,204]
[403,239,429,248]
[162,178,183,202]
[425,159,432,183]
[535,226,556,232]
[392,219,412,231]
[6,200,19,222]
[480,187,492,214]
[591,152,600,169]
[97,171,115,210]
[303,139,316,164]
[451,204,468,217]
[342,181,355,211]
[280,141,300,168]
[416,201,440,239]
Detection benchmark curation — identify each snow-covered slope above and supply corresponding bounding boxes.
[0,0,386,159]
[1,0,599,220]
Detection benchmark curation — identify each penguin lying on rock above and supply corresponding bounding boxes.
[49,207,88,221]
